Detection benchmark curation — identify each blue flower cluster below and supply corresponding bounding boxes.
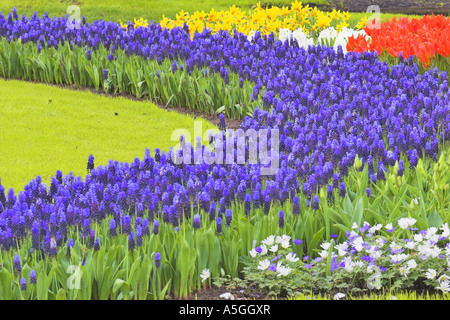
[0,10,449,256]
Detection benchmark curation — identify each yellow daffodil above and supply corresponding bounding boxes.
[208,8,218,23]
[280,6,291,17]
[316,13,332,29]
[160,15,170,30]
[356,16,368,30]
[193,10,206,23]
[342,11,351,21]
[133,17,148,29]
[229,4,239,17]
[336,20,349,32]
[119,21,128,30]
[156,2,357,40]
[291,0,303,12]
[255,2,263,12]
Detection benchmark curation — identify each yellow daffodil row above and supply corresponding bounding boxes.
[161,1,357,39]
[121,2,367,41]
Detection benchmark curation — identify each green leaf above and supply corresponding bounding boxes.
[128,256,141,293]
[428,208,444,228]
[36,270,49,300]
[351,197,364,227]
[308,227,325,257]
[113,279,130,297]
[56,288,67,300]
[0,269,12,300]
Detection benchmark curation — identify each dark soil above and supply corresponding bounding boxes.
[328,0,450,15]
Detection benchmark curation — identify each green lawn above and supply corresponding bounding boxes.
[0,0,422,27]
[0,79,217,192]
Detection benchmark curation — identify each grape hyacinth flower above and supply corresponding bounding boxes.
[193,214,201,229]
[136,227,143,247]
[293,196,300,216]
[14,254,21,275]
[21,277,27,291]
[216,216,222,234]
[89,229,95,248]
[155,252,161,268]
[312,195,320,210]
[30,270,37,285]
[225,209,232,227]
[398,160,404,177]
[153,220,159,235]
[218,114,226,131]
[209,202,216,222]
[94,237,100,251]
[244,194,252,216]
[339,182,346,198]
[327,184,334,204]
[264,195,271,215]
[279,210,285,229]
[142,219,150,236]
[128,232,135,250]
[32,221,40,250]
[366,187,371,198]
[122,215,131,234]
[87,154,94,172]
[109,219,117,237]
[67,238,74,258]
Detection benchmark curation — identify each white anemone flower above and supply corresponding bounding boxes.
[399,266,410,277]
[334,292,346,300]
[280,240,291,249]
[353,236,364,252]
[220,292,235,300]
[440,223,450,238]
[405,241,417,250]
[262,235,275,246]
[269,244,279,253]
[407,259,417,269]
[397,218,410,229]
[438,274,449,283]
[200,269,210,283]
[257,259,271,271]
[277,265,292,277]
[369,224,383,234]
[425,227,438,239]
[414,234,424,242]
[335,242,349,256]
[285,252,299,263]
[249,248,258,258]
[436,280,450,293]
[390,253,409,263]
[319,250,329,259]
[260,244,268,255]
[425,269,437,279]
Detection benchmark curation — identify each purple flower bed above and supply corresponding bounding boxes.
[0,10,449,255]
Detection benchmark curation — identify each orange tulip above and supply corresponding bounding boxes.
[347,14,450,69]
